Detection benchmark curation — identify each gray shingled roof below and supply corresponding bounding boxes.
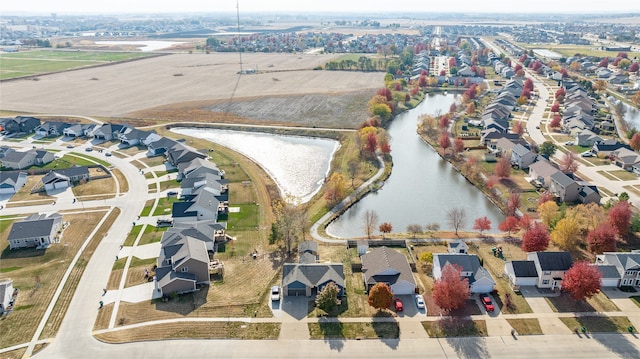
[510,261,538,277]
[7,213,62,240]
[593,264,621,279]
[282,263,344,289]
[361,247,416,288]
[531,252,573,271]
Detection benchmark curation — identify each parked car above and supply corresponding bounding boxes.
[270,286,280,301]
[66,144,74,149]
[415,294,425,309]
[565,141,574,146]
[105,152,112,157]
[167,191,178,197]
[394,298,404,312]
[85,147,93,152]
[480,293,495,312]
[581,151,594,157]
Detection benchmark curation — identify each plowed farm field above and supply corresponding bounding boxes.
[0,52,382,124]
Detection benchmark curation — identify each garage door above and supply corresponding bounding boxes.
[286,288,306,297]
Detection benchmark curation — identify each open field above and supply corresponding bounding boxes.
[0,50,155,80]
[0,210,109,349]
[0,53,382,121]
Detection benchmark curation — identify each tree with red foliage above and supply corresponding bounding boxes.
[519,54,528,62]
[476,67,486,78]
[521,222,550,252]
[495,156,511,179]
[537,191,555,207]
[379,222,393,237]
[608,200,632,237]
[453,137,465,155]
[466,102,476,114]
[524,78,534,92]
[519,214,533,230]
[449,103,457,114]
[448,57,457,68]
[598,57,609,68]
[439,115,450,129]
[499,216,520,237]
[550,113,562,128]
[418,75,427,87]
[555,87,566,102]
[393,82,402,91]
[380,142,391,154]
[512,121,525,136]
[559,151,579,173]
[377,88,393,101]
[410,86,419,96]
[630,133,640,151]
[562,261,602,301]
[439,69,447,76]
[507,192,521,216]
[473,216,492,235]
[522,88,532,99]
[630,62,639,73]
[617,52,628,59]
[560,68,568,78]
[364,133,378,155]
[439,132,451,153]
[514,64,523,73]
[551,101,561,113]
[432,263,470,312]
[586,222,617,254]
[531,61,542,73]
[464,84,477,100]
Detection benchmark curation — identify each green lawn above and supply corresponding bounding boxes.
[506,318,543,335]
[0,51,154,80]
[138,226,169,245]
[152,197,180,216]
[140,200,155,217]
[123,225,143,247]
[227,204,259,231]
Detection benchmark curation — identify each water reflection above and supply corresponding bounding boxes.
[326,92,505,238]
[171,127,338,203]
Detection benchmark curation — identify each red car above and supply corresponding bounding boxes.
[394,298,404,312]
[480,294,494,312]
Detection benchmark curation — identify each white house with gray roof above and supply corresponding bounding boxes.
[0,279,14,314]
[361,247,416,295]
[527,251,573,290]
[7,213,63,249]
[433,253,496,293]
[595,251,640,287]
[0,171,27,194]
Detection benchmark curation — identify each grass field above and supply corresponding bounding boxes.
[0,210,109,349]
[0,50,154,80]
[506,318,543,335]
[559,316,633,333]
[308,321,400,339]
[95,322,280,342]
[422,318,488,337]
[545,291,619,313]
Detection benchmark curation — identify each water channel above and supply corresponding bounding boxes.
[326,92,505,238]
[622,103,640,129]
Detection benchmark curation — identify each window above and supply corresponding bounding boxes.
[543,271,551,275]
[542,280,549,285]
[181,267,189,272]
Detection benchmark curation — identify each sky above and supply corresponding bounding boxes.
[2,0,640,15]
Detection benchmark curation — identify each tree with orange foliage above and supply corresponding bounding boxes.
[453,138,465,156]
[559,151,579,173]
[512,122,524,136]
[499,216,520,237]
[439,132,451,153]
[379,222,393,238]
[630,133,640,151]
[432,263,470,312]
[473,216,492,235]
[495,156,511,179]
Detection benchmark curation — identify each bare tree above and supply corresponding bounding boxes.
[362,210,379,239]
[447,208,467,236]
[347,159,360,189]
[271,198,305,257]
[425,223,440,237]
[407,224,423,238]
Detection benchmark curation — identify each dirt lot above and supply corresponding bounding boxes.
[0,53,382,119]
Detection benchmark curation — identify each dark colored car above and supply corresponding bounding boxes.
[480,293,495,312]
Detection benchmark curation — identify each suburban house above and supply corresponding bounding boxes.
[166,144,207,167]
[2,116,40,134]
[433,254,496,293]
[611,148,640,169]
[7,213,63,249]
[448,239,469,254]
[41,166,90,191]
[118,128,161,147]
[361,246,416,295]
[163,220,227,252]
[147,137,179,157]
[0,279,14,314]
[526,251,573,290]
[282,241,344,297]
[575,129,603,147]
[511,144,537,170]
[528,159,559,189]
[0,149,54,170]
[178,158,223,181]
[0,171,27,194]
[172,185,227,223]
[63,124,96,138]
[155,236,210,296]
[92,123,127,141]
[35,122,71,137]
[594,251,640,287]
[593,264,623,288]
[180,173,227,197]
[504,260,539,288]
[592,140,631,157]
[549,171,601,204]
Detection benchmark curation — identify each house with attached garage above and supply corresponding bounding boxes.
[575,129,603,147]
[504,260,539,288]
[528,159,559,189]
[91,123,128,141]
[41,166,90,191]
[549,171,601,204]
[0,146,14,158]
[282,241,344,297]
[361,246,416,295]
[146,137,179,157]
[2,116,41,134]
[511,144,537,170]
[155,235,210,296]
[35,122,71,137]
[118,128,161,147]
[433,253,496,293]
[178,157,223,181]
[594,251,640,288]
[180,173,227,197]
[526,251,573,290]
[7,213,63,249]
[0,149,54,170]
[0,171,27,194]
[162,220,227,252]
[166,143,207,167]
